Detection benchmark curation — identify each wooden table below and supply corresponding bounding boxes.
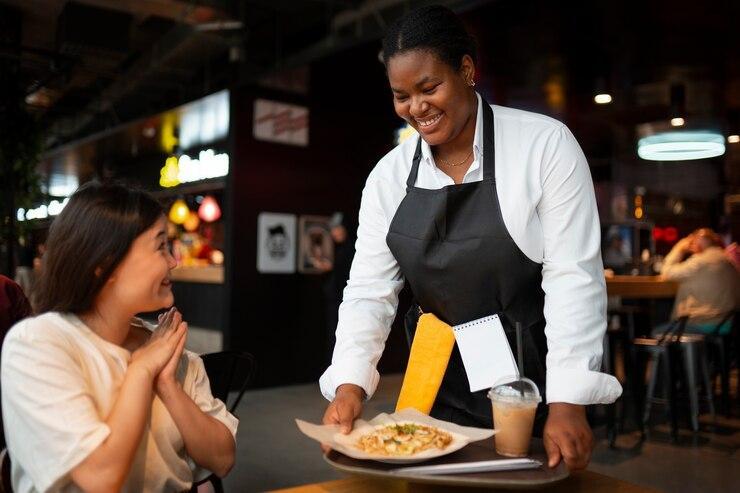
[606,275,678,298]
[170,265,224,284]
[270,471,658,493]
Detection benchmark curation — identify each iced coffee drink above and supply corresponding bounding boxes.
[488,376,541,457]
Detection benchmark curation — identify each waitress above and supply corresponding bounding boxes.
[320,5,621,471]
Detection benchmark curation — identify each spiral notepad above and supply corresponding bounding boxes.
[453,314,519,392]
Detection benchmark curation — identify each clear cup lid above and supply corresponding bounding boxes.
[487,375,542,404]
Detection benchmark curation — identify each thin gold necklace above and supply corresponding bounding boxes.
[436,147,474,167]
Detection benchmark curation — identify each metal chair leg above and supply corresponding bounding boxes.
[602,333,617,446]
[662,350,679,440]
[700,345,716,418]
[716,338,730,416]
[643,351,661,435]
[682,342,700,432]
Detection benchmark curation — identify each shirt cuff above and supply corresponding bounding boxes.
[319,359,380,402]
[546,367,622,405]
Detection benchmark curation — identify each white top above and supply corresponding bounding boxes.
[662,245,740,322]
[1,312,239,493]
[320,93,622,406]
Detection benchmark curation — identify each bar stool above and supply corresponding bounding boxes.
[608,305,649,433]
[703,312,738,416]
[677,333,716,431]
[602,311,637,447]
[633,320,681,440]
[602,328,618,446]
[634,317,715,439]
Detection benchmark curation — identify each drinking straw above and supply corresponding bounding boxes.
[515,321,524,396]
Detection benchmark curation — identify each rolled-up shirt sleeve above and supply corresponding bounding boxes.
[319,171,405,402]
[538,125,622,405]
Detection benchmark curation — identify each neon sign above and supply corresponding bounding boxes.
[17,198,70,222]
[159,149,229,188]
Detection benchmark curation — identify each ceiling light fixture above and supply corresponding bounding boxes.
[638,131,725,161]
[594,93,612,104]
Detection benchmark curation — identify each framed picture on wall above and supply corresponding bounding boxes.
[257,212,297,273]
[298,215,334,274]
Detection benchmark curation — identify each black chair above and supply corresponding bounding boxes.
[0,448,11,493]
[191,351,255,493]
[200,351,256,416]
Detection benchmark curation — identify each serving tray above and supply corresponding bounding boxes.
[324,438,569,490]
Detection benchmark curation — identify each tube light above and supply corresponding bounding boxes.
[637,131,725,161]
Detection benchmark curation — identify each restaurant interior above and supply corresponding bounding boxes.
[0,0,738,492]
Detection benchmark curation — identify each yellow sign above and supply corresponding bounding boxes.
[159,149,229,188]
[160,156,181,188]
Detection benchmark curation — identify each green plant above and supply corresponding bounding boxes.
[0,76,44,275]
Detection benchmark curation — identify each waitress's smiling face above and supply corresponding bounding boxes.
[387,49,475,147]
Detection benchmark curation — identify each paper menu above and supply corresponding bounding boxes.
[453,314,519,392]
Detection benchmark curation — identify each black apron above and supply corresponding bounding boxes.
[386,99,549,432]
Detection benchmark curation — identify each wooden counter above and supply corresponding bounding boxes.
[170,265,224,284]
[269,471,658,493]
[605,275,678,299]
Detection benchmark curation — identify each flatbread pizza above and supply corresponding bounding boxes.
[355,422,453,456]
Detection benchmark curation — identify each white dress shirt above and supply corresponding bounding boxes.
[320,93,622,406]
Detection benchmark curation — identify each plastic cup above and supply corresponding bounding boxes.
[487,376,541,457]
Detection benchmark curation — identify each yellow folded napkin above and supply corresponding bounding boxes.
[395,312,456,414]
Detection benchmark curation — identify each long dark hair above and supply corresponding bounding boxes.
[382,5,477,69]
[34,182,164,314]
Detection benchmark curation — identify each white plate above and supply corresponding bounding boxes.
[296,408,496,464]
[334,422,470,464]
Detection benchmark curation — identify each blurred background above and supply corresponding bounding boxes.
[0,1,738,491]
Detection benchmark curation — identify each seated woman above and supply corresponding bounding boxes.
[660,228,740,335]
[1,182,237,492]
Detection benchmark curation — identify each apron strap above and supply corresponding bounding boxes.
[406,137,423,191]
[480,98,496,182]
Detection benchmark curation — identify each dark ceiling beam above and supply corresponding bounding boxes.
[264,0,493,78]
[47,23,231,146]
[66,0,233,25]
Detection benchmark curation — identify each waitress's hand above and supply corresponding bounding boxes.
[320,384,364,453]
[543,403,593,471]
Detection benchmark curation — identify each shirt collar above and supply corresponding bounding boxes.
[420,92,484,165]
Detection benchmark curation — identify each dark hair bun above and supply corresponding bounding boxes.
[382,5,477,69]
